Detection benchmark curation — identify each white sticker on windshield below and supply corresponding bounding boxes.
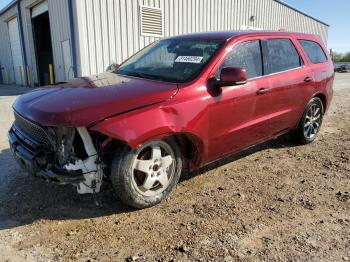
[175,56,203,63]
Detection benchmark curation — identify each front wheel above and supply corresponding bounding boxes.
[110,139,182,208]
[294,97,324,145]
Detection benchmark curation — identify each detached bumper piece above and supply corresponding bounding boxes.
[37,170,85,185]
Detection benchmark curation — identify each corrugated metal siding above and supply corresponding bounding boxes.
[48,0,72,81]
[1,0,329,84]
[74,0,329,77]
[0,5,18,84]
[19,0,72,83]
[0,0,72,84]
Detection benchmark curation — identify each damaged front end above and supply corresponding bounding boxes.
[7,111,104,194]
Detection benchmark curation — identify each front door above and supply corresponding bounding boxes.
[207,40,272,161]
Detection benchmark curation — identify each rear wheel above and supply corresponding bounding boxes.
[110,139,182,208]
[294,97,324,144]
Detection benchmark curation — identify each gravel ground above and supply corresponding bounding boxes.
[0,73,349,262]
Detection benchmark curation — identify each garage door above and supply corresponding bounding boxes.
[8,17,24,85]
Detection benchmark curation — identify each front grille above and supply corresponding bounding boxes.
[13,111,52,146]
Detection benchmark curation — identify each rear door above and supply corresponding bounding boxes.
[262,38,313,135]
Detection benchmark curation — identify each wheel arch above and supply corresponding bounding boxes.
[99,131,204,171]
[91,112,205,171]
[168,132,203,169]
[294,92,327,130]
[313,92,327,112]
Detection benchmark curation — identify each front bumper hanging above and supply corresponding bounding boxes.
[8,125,103,194]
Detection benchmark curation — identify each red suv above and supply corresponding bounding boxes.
[8,31,334,208]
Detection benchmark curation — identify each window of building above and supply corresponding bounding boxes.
[299,40,327,64]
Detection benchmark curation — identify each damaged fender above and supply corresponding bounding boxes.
[90,97,207,167]
[91,104,180,148]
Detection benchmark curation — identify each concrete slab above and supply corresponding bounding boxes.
[333,72,350,91]
[0,85,35,96]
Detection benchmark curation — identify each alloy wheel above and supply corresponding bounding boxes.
[303,103,322,139]
[131,141,176,197]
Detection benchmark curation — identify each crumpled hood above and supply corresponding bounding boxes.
[13,72,178,127]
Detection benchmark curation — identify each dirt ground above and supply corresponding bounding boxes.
[0,74,349,262]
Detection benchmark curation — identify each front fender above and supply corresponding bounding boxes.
[91,104,181,148]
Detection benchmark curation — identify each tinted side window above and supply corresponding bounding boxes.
[299,40,327,64]
[218,40,263,79]
[265,39,302,74]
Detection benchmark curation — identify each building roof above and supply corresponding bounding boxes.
[0,0,17,16]
[274,0,329,27]
[0,0,329,27]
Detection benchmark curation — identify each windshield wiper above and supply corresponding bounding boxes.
[123,72,162,81]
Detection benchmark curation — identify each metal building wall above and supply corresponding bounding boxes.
[19,0,72,83]
[0,0,73,85]
[1,0,329,84]
[73,0,329,77]
[0,5,19,84]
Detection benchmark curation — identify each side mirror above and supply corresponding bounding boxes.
[219,67,248,87]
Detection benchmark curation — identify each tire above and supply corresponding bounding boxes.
[110,139,182,209]
[294,97,324,145]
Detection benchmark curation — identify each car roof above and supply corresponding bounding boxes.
[166,31,320,42]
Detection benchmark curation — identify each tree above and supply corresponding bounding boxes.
[331,52,350,63]
[340,52,350,62]
[332,52,343,62]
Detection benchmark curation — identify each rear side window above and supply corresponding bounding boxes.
[298,40,327,64]
[217,40,263,79]
[264,39,302,74]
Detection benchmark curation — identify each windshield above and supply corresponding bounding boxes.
[116,39,225,83]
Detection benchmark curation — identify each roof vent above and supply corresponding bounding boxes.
[140,5,163,37]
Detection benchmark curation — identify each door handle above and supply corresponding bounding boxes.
[256,88,269,95]
[304,76,313,82]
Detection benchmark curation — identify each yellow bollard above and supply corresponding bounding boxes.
[49,64,55,85]
[19,66,23,86]
[26,65,32,87]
